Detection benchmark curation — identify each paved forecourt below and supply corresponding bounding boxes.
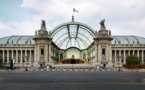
[0,70,145,90]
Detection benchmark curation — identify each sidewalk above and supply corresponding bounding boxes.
[136,69,145,72]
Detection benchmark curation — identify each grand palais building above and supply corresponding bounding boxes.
[0,16,145,68]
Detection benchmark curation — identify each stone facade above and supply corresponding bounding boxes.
[93,19,113,67]
[0,19,145,68]
[33,20,52,67]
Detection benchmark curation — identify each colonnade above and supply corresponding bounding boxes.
[0,49,34,64]
[112,50,145,64]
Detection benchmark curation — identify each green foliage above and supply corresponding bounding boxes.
[126,55,140,65]
[0,67,7,70]
[0,57,2,66]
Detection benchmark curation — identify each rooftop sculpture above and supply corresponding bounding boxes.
[100,19,106,29]
[41,20,46,30]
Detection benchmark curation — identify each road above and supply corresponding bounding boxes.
[0,71,145,90]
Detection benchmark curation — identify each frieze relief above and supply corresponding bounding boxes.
[39,44,45,47]
[101,43,107,48]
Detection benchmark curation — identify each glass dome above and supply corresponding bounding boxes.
[51,21,96,50]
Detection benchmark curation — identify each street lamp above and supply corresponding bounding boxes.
[25,56,28,71]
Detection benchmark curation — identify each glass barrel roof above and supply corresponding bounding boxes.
[112,36,145,44]
[0,35,145,46]
[0,36,34,44]
[51,21,96,50]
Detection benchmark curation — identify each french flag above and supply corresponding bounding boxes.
[73,8,78,12]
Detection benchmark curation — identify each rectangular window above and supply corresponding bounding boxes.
[102,49,105,55]
[41,49,44,55]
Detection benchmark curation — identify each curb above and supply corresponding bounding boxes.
[0,70,7,72]
[0,78,3,82]
[136,71,145,72]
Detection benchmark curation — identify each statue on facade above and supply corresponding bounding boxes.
[100,19,106,29]
[102,54,106,61]
[109,30,111,35]
[95,30,97,35]
[115,40,116,44]
[35,30,37,35]
[7,41,9,44]
[49,30,51,36]
[101,54,108,64]
[95,30,98,37]
[25,41,27,44]
[41,55,44,59]
[39,55,45,68]
[41,20,46,30]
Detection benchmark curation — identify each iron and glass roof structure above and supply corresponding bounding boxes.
[112,36,145,44]
[0,19,145,49]
[51,20,96,49]
[0,35,145,48]
[0,36,34,44]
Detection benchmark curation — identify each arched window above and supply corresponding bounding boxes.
[72,55,75,58]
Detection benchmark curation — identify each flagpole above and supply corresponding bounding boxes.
[72,8,75,21]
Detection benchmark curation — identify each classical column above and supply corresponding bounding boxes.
[44,44,48,62]
[16,50,18,63]
[109,44,112,62]
[25,50,27,63]
[2,50,4,63]
[37,44,40,62]
[20,50,22,63]
[124,50,126,63]
[7,50,9,63]
[30,50,31,63]
[142,50,144,63]
[34,45,37,63]
[115,50,116,63]
[119,50,121,63]
[94,44,97,62]
[49,44,51,63]
[128,50,130,56]
[137,50,139,57]
[119,50,121,56]
[12,50,13,59]
[106,44,108,61]
[133,50,134,55]
[98,45,101,62]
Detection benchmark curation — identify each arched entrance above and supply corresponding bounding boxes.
[71,60,75,64]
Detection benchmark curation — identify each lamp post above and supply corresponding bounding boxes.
[25,56,28,71]
[118,56,121,71]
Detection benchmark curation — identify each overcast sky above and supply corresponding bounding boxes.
[0,0,145,38]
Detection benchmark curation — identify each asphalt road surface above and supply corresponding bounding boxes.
[0,71,145,90]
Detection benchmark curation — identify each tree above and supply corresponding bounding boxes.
[126,55,140,65]
[0,57,3,67]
